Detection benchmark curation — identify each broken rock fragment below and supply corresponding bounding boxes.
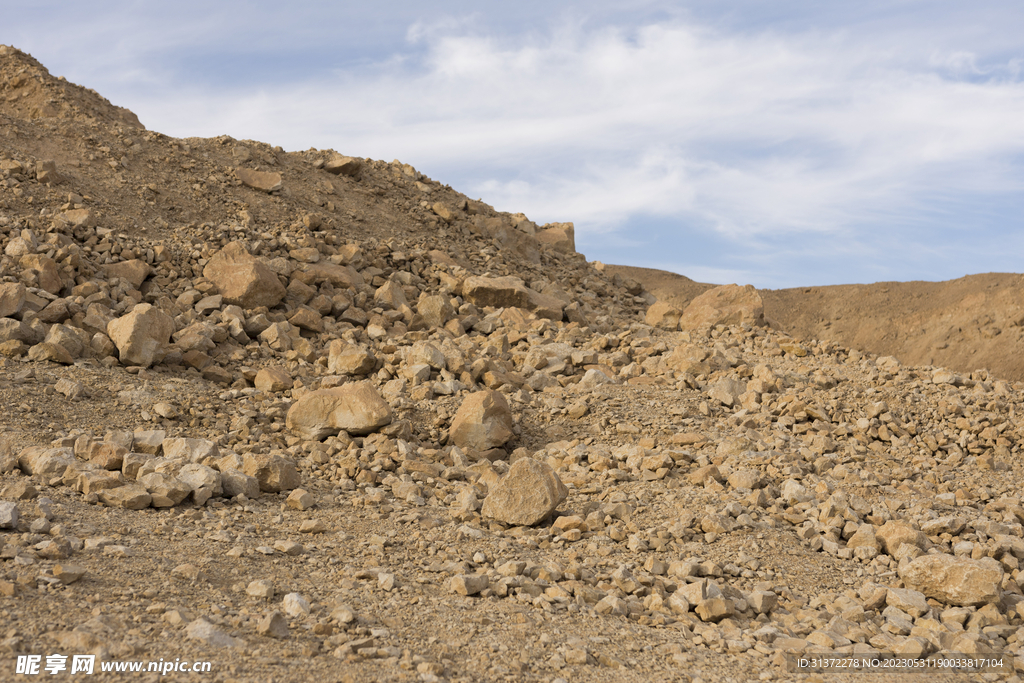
[448,389,515,452]
[203,242,286,309]
[285,381,392,440]
[106,303,174,368]
[481,458,568,526]
[898,554,1003,606]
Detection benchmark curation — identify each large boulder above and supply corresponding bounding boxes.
[535,222,575,253]
[448,390,515,451]
[203,242,286,309]
[107,303,174,368]
[481,458,568,526]
[104,259,152,290]
[898,554,1003,606]
[286,381,393,440]
[679,284,764,330]
[236,168,283,192]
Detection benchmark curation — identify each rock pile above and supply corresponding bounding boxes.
[0,44,1022,682]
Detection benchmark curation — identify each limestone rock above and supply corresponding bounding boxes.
[203,242,286,309]
[451,574,489,596]
[0,282,25,318]
[0,501,19,529]
[899,554,1003,606]
[448,390,515,451]
[186,619,245,648]
[20,254,62,294]
[323,154,361,176]
[664,344,711,376]
[103,259,151,290]
[241,453,300,493]
[236,167,282,192]
[645,301,682,330]
[285,381,393,440]
[257,611,290,638]
[254,366,293,392]
[876,521,928,555]
[107,303,174,368]
[97,483,152,510]
[535,222,575,253]
[679,284,764,330]
[481,458,568,526]
[327,341,376,375]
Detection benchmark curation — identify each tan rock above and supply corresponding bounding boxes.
[221,469,261,498]
[0,282,25,318]
[451,574,489,596]
[327,340,376,375]
[19,254,62,294]
[257,611,290,638]
[286,489,315,511]
[203,242,286,309]
[254,366,293,392]
[876,521,928,556]
[898,554,1003,606]
[236,167,282,192]
[481,458,568,526]
[645,301,682,330]
[535,222,575,253]
[27,342,73,364]
[241,453,300,492]
[664,344,711,376]
[448,390,515,451]
[139,472,191,507]
[679,284,764,330]
[416,293,455,328]
[462,275,562,318]
[285,381,393,440]
[107,303,174,367]
[323,154,361,176]
[97,483,152,510]
[103,259,151,289]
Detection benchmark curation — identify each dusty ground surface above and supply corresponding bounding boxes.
[0,45,1023,683]
[606,265,1024,383]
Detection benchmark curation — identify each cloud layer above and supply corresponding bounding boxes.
[9,2,1024,287]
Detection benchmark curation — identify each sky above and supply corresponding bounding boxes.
[5,1,1024,288]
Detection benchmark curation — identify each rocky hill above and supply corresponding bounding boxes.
[608,264,1024,383]
[1,45,1023,682]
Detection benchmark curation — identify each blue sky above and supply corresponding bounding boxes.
[6,1,1024,288]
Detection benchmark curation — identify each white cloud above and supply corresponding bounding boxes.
[12,4,1024,286]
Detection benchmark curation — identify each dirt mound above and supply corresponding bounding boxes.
[2,46,1024,682]
[608,264,1024,382]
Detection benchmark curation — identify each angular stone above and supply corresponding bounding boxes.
[876,521,928,556]
[709,378,746,407]
[27,342,73,364]
[132,429,165,455]
[0,501,19,529]
[139,472,191,507]
[679,284,764,330]
[177,463,223,501]
[53,564,85,585]
[257,611,290,638]
[327,341,376,375]
[283,593,310,617]
[20,254,62,294]
[448,390,515,452]
[97,483,152,510]
[886,587,930,618]
[898,554,1003,607]
[103,259,152,289]
[408,341,445,370]
[451,574,489,596]
[186,619,245,648]
[221,469,261,498]
[286,489,315,511]
[416,293,455,328]
[162,438,219,464]
[323,154,361,176]
[846,524,880,551]
[535,222,575,253]
[107,303,174,368]
[696,597,735,623]
[236,168,282,192]
[481,458,568,526]
[241,453,300,493]
[664,344,711,376]
[0,282,25,318]
[285,381,393,440]
[203,242,286,309]
[18,446,74,477]
[645,301,681,330]
[254,366,293,392]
